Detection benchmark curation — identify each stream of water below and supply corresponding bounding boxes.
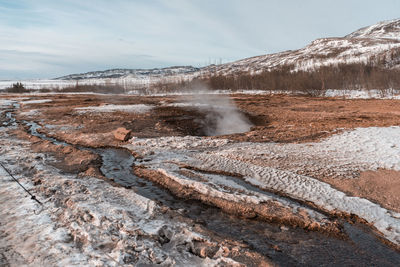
[2,103,399,266]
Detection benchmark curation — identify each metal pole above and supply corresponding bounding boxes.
[0,162,42,205]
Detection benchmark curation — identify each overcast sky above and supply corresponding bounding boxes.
[1,0,399,79]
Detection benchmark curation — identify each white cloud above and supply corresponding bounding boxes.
[0,0,399,78]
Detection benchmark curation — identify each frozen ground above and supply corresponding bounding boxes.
[0,128,246,266]
[1,94,400,265]
[125,127,400,246]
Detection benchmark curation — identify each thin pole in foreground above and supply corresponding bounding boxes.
[0,162,43,205]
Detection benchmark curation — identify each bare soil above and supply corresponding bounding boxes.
[327,169,400,213]
[5,93,400,226]
[11,93,400,144]
[231,94,400,143]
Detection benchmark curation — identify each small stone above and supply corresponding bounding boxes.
[280,225,289,231]
[113,127,131,141]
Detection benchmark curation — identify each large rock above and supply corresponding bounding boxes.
[113,127,131,141]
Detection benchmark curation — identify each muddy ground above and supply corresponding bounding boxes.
[9,93,400,143]
[1,92,400,265]
[4,93,400,213]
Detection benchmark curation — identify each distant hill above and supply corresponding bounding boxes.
[203,18,400,76]
[56,66,200,80]
[55,19,400,93]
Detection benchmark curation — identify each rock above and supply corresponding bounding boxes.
[79,166,101,178]
[62,146,74,154]
[280,226,289,231]
[113,127,131,141]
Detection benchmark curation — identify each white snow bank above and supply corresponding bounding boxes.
[0,128,236,266]
[0,99,15,107]
[20,99,53,104]
[191,153,400,245]
[189,126,400,245]
[130,136,230,150]
[157,167,329,224]
[75,104,153,113]
[126,126,400,245]
[324,89,400,99]
[166,102,211,108]
[319,126,400,170]
[218,126,400,177]
[0,80,76,90]
[0,136,89,266]
[19,109,40,117]
[160,89,400,99]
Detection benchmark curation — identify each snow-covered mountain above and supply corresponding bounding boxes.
[204,19,400,75]
[57,66,200,80]
[346,19,400,40]
[57,19,400,82]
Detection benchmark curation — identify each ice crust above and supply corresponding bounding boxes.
[0,129,233,266]
[127,127,400,245]
[192,154,400,245]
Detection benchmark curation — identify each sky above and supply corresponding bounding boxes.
[0,0,399,79]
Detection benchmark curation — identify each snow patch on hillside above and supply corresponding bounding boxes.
[346,19,400,40]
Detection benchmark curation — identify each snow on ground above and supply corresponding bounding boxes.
[214,126,400,177]
[19,99,53,104]
[19,109,40,117]
[205,37,400,75]
[0,80,76,90]
[191,127,400,245]
[324,89,400,99]
[166,102,211,108]
[191,153,400,245]
[0,128,236,266]
[0,99,15,107]
[75,104,153,114]
[346,19,400,40]
[125,137,334,229]
[125,127,400,245]
[2,78,400,99]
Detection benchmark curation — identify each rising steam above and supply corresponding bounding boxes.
[183,82,252,136]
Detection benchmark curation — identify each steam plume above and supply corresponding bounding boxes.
[184,82,252,136]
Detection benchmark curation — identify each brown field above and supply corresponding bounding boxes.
[3,93,399,214]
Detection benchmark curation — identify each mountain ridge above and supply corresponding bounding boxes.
[346,18,400,40]
[57,19,400,81]
[57,66,200,80]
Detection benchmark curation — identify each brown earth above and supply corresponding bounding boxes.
[230,94,400,143]
[5,93,400,217]
[134,166,343,236]
[9,93,400,145]
[12,129,101,174]
[327,169,400,213]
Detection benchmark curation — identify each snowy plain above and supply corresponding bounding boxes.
[125,126,400,246]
